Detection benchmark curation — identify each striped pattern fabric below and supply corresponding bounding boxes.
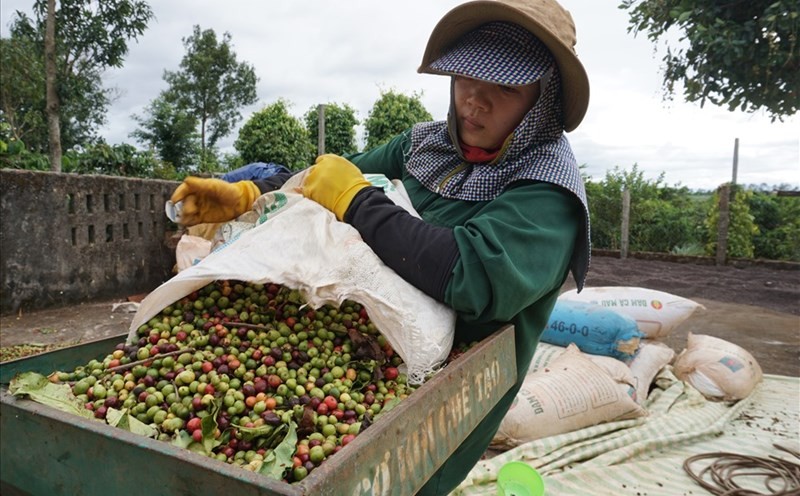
[452,370,799,495]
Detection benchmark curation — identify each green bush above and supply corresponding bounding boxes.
[363,90,432,151]
[234,100,315,170]
[704,185,759,259]
[749,192,800,261]
[303,103,359,156]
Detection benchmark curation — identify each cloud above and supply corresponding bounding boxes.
[2,0,797,190]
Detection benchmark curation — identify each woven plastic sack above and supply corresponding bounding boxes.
[129,172,455,385]
[492,344,645,449]
[542,300,643,361]
[528,342,631,380]
[628,340,675,404]
[673,333,762,401]
[559,286,705,339]
[174,234,212,272]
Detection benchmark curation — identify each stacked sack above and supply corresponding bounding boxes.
[492,286,763,451]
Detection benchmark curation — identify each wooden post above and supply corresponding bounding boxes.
[621,189,630,259]
[731,138,739,185]
[317,104,326,156]
[716,183,730,266]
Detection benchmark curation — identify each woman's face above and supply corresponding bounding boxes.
[453,76,541,150]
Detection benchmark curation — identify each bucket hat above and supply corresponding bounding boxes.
[419,0,589,132]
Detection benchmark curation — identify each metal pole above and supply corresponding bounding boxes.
[731,138,739,185]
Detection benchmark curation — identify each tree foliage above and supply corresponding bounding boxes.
[705,185,759,258]
[130,92,199,172]
[0,36,45,147]
[0,141,167,178]
[363,90,432,150]
[234,100,315,170]
[585,164,703,252]
[748,191,800,260]
[5,0,153,155]
[164,26,258,166]
[303,103,359,156]
[620,0,799,120]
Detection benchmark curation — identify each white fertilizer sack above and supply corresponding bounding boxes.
[559,286,705,339]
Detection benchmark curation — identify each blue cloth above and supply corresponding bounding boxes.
[221,162,290,182]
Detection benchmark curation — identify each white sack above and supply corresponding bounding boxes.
[528,342,632,381]
[492,344,646,450]
[559,286,705,339]
[628,340,676,404]
[130,173,455,385]
[673,333,762,401]
[174,234,213,272]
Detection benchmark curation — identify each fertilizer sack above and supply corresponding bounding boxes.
[130,173,455,385]
[673,333,762,401]
[559,286,705,339]
[542,300,643,361]
[528,342,631,379]
[628,340,675,404]
[492,344,645,450]
[531,341,674,404]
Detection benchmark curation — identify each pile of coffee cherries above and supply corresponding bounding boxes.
[54,280,424,482]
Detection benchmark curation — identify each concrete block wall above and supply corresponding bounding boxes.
[1,169,180,315]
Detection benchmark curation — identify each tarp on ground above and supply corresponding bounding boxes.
[452,369,799,495]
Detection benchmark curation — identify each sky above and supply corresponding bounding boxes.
[2,0,798,191]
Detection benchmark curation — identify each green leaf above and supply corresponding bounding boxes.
[259,421,298,480]
[172,430,194,449]
[237,423,275,442]
[106,407,158,438]
[201,398,223,452]
[9,371,94,419]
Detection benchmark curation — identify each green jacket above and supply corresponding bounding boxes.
[344,130,582,494]
[347,131,581,379]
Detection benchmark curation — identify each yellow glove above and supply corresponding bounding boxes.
[302,154,371,221]
[169,177,260,226]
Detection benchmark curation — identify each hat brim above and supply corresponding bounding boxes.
[419,1,589,132]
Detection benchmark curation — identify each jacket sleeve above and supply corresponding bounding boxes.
[345,187,459,302]
[252,170,299,194]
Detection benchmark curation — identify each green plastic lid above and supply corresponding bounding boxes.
[497,461,545,496]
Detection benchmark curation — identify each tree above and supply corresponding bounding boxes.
[130,92,200,171]
[364,90,432,151]
[8,0,154,170]
[748,191,800,261]
[585,164,702,252]
[620,0,799,120]
[0,36,45,147]
[705,185,759,258]
[44,0,61,170]
[234,100,315,170]
[164,26,258,169]
[303,103,359,156]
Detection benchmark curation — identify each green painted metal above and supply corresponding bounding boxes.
[0,326,516,496]
[0,334,128,385]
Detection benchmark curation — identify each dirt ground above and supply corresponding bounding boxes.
[1,254,798,375]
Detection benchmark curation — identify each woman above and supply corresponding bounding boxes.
[171,0,591,492]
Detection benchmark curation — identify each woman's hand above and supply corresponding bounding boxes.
[169,177,260,226]
[302,154,371,221]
